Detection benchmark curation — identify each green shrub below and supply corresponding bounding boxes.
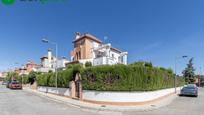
[81,64,184,91]
[85,61,92,67]
[22,75,29,84]
[36,67,75,88]
[36,62,184,91]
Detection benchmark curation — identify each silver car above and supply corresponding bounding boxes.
[180,85,198,97]
[2,81,7,85]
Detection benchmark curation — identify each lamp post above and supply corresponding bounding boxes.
[42,38,58,88]
[174,55,188,93]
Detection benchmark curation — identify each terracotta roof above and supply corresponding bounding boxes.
[73,34,102,43]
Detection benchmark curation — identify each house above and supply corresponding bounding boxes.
[25,61,38,73]
[1,72,7,78]
[0,72,3,80]
[13,66,28,76]
[18,66,29,75]
[69,32,128,66]
[41,48,56,68]
[57,57,69,70]
[35,49,69,72]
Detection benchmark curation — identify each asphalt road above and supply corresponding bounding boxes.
[125,88,204,115]
[0,84,204,115]
[0,85,103,115]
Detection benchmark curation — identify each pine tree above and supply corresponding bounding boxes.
[182,58,195,84]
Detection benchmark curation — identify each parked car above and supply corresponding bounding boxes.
[180,84,198,97]
[9,81,22,90]
[2,81,7,85]
[187,84,197,88]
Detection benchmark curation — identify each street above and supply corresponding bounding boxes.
[0,85,204,115]
[0,85,101,115]
[125,88,204,115]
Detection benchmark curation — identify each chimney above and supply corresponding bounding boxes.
[48,48,52,68]
[75,32,81,39]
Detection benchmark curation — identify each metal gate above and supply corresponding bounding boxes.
[75,80,81,98]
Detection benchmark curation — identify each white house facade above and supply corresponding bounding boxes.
[69,32,128,66]
[35,49,69,73]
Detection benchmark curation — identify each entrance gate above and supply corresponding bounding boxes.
[69,73,82,100]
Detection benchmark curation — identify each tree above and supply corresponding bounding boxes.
[182,58,195,84]
[5,72,19,81]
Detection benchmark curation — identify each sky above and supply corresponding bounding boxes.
[0,0,204,75]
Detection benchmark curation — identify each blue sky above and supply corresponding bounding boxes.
[0,0,204,74]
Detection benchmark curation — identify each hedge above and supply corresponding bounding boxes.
[35,63,185,91]
[81,64,184,91]
[36,65,79,88]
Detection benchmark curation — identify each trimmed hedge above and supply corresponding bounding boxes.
[36,63,185,91]
[81,64,184,91]
[36,66,78,88]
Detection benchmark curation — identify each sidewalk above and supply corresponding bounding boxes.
[23,87,179,112]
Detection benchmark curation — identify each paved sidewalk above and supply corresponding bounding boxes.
[23,87,179,112]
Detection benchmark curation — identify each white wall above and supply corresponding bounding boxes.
[93,57,106,66]
[79,59,93,65]
[110,51,120,62]
[83,88,181,103]
[37,86,181,103]
[38,86,70,96]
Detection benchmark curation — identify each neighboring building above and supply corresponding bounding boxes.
[2,72,8,78]
[0,72,3,80]
[13,66,28,76]
[58,57,69,70]
[41,48,56,68]
[26,61,38,73]
[18,66,29,75]
[13,61,38,76]
[69,32,128,66]
[0,72,5,81]
[35,49,69,72]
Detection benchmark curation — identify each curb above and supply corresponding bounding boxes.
[23,87,179,112]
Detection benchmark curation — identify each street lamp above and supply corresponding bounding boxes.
[174,55,188,93]
[42,38,58,88]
